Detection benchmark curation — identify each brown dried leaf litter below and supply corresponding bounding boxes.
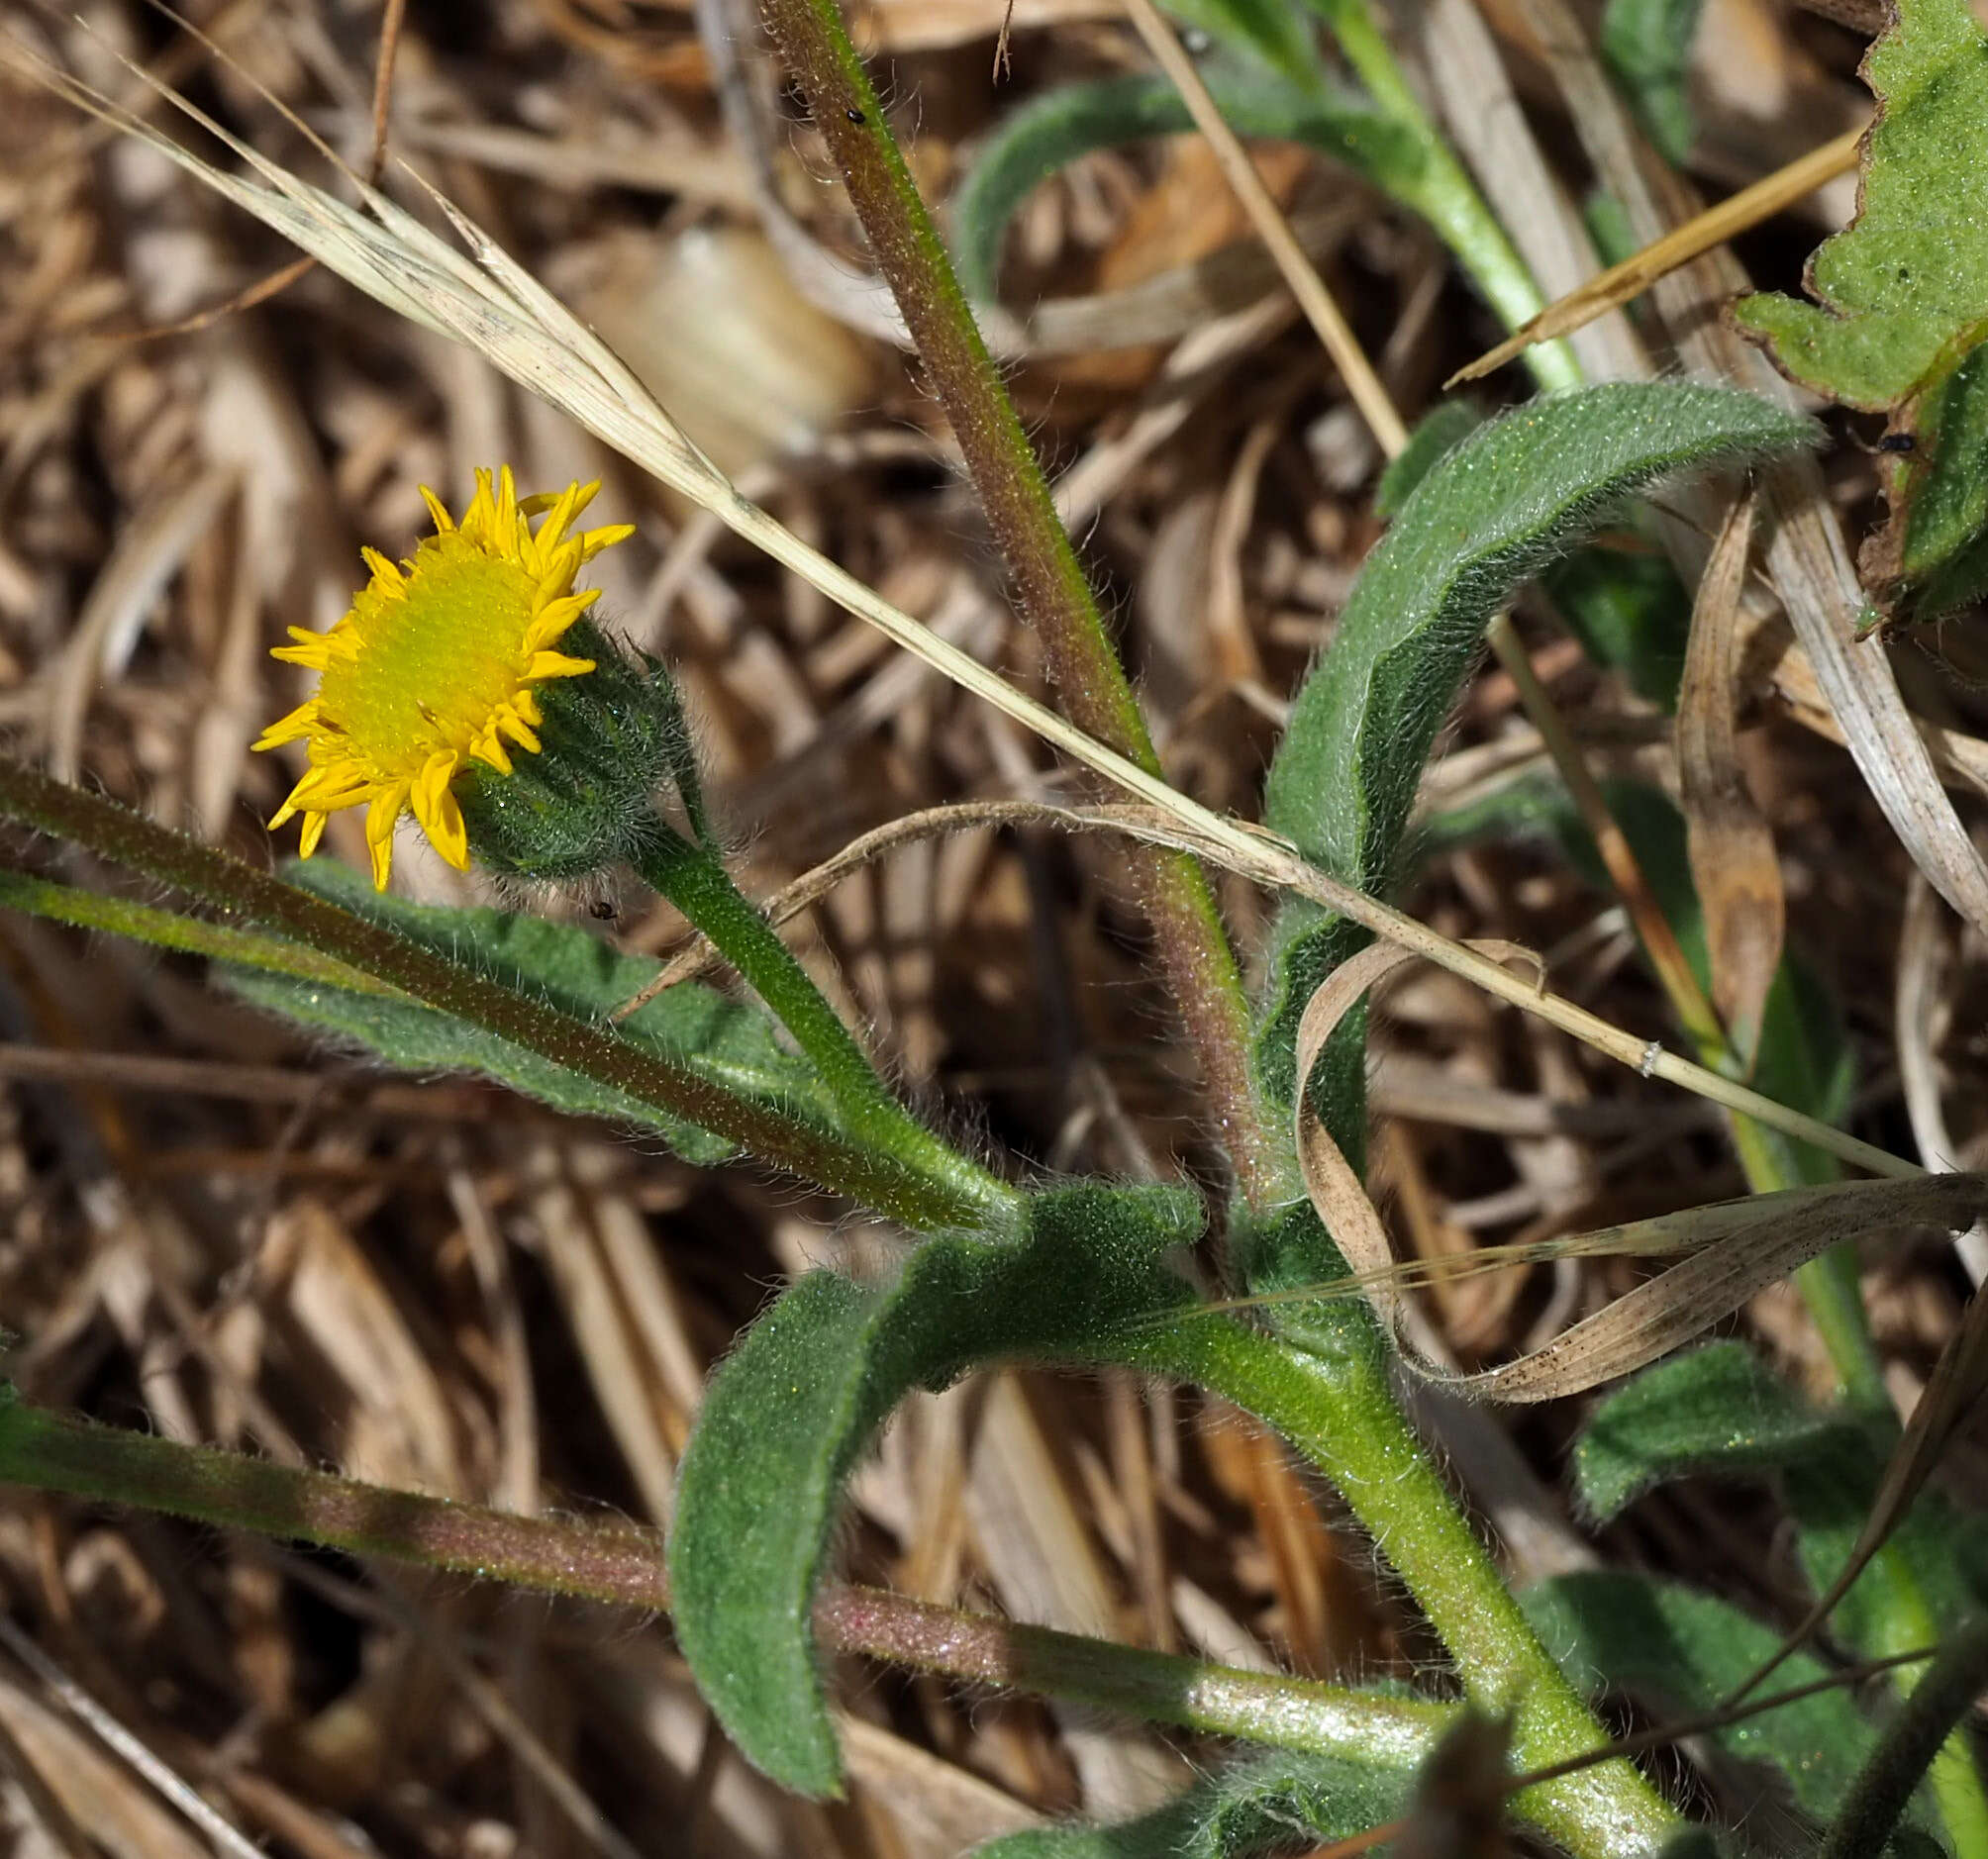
[0,0,1985,1853]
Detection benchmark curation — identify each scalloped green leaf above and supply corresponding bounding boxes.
[222,861,837,1163]
[1251,385,1818,1294]
[1731,0,1988,624]
[1868,342,1988,621]
[1523,1571,1875,1823]
[668,1183,1205,1796]
[950,68,1413,304]
[975,1748,1413,1859]
[1575,1341,1861,1522]
[1732,0,1988,415]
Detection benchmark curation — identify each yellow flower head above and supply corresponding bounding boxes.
[255,467,634,888]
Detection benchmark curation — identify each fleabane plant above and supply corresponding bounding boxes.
[5,18,1985,1859]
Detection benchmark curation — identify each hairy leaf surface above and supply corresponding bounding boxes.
[1732,0,1988,413]
[1576,1335,1976,1725]
[1732,0,1988,619]
[976,1749,1412,1859]
[1575,1340,1860,1521]
[1524,1572,1873,1823]
[224,862,835,1162]
[1252,384,1817,1283]
[669,1184,1205,1795]
[1373,399,1694,708]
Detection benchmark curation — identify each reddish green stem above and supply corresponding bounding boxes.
[0,757,1003,1231]
[753,0,1274,1203]
[0,1393,1446,1764]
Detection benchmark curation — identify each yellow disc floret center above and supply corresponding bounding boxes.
[253,466,635,889]
[319,537,543,775]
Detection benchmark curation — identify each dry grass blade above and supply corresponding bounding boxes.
[49,465,238,783]
[1677,490,1783,1063]
[1895,875,1988,1282]
[1293,937,1987,1401]
[1118,0,1408,453]
[1447,125,1865,387]
[0,1614,264,1859]
[1489,614,1723,1056]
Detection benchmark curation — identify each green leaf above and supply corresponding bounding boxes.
[950,68,1411,303]
[1730,0,1988,623]
[223,861,837,1164]
[1373,402,1693,708]
[1732,0,1988,415]
[1157,0,1325,88]
[1374,403,1694,708]
[1523,1571,1876,1823]
[976,1748,1413,1859]
[1786,1451,1977,1681]
[1542,538,1694,710]
[1573,1332,1976,1755]
[1575,1340,1861,1522]
[0,869,388,995]
[1372,399,1484,518]
[1251,384,1819,1247]
[668,1183,1205,1795]
[1871,343,1988,621]
[1601,0,1704,165]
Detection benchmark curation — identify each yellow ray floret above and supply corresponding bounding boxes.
[255,466,634,888]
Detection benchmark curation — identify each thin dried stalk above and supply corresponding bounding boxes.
[1119,0,1408,454]
[1449,126,1866,387]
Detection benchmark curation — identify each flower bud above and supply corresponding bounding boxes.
[453,617,704,883]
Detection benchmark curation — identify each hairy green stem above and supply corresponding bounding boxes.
[631,832,999,1210]
[0,758,1013,1233]
[752,0,1274,1204]
[1823,1615,1988,1859]
[814,1586,1449,1763]
[0,1395,672,1601]
[1144,1317,1679,1859]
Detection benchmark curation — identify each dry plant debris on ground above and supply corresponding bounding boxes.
[0,0,1983,1852]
